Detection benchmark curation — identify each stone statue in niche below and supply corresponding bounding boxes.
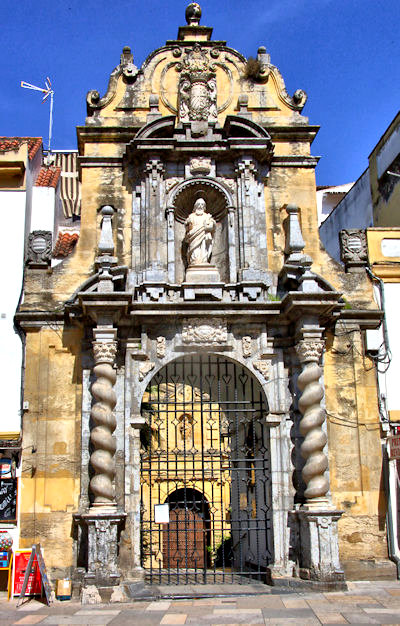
[184,198,215,265]
[183,198,220,283]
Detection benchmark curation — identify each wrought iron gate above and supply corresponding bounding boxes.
[140,354,273,584]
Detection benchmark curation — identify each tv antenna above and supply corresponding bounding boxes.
[21,77,54,153]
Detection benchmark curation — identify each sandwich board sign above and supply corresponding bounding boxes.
[16,544,53,606]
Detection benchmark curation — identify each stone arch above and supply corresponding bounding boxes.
[139,352,274,582]
[168,177,233,224]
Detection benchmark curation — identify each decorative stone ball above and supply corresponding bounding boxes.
[186,2,201,25]
[0,531,13,551]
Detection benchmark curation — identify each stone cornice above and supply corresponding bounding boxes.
[266,125,320,143]
[339,309,383,330]
[280,292,343,324]
[76,126,142,153]
[271,155,320,168]
[78,156,123,170]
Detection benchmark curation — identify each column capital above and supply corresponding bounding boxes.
[295,339,324,364]
[92,341,118,365]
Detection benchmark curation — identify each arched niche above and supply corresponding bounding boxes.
[167,178,234,284]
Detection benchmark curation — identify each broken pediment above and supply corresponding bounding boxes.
[86,4,308,128]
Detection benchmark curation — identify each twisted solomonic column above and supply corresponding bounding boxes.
[90,341,118,506]
[295,339,329,506]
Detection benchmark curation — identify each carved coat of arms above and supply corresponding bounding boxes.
[177,44,217,123]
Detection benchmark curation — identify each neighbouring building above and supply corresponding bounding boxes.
[316,182,354,226]
[319,110,400,577]
[0,138,80,589]
[13,4,392,599]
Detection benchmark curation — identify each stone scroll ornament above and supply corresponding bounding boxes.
[89,341,118,506]
[177,43,218,123]
[295,340,329,503]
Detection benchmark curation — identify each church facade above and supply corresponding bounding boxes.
[16,4,390,596]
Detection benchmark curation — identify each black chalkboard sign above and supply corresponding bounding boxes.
[0,479,17,522]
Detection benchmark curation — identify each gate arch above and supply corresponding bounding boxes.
[140,353,273,584]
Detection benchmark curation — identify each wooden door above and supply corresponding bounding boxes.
[163,508,205,568]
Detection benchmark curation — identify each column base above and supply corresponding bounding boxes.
[291,508,345,584]
[75,509,126,588]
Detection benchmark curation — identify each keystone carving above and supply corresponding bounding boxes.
[295,339,329,503]
[139,361,155,381]
[156,336,166,359]
[253,359,270,380]
[189,157,211,176]
[89,341,118,506]
[242,336,253,358]
[182,317,228,344]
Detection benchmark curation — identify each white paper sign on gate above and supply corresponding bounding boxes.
[154,504,170,523]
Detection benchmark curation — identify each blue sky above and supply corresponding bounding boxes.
[1,0,399,185]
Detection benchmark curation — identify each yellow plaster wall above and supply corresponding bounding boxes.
[325,328,387,560]
[369,112,400,227]
[19,326,82,571]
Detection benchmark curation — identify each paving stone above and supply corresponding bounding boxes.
[213,609,262,614]
[261,608,316,619]
[237,596,284,609]
[186,614,263,624]
[313,612,347,624]
[362,617,400,625]
[281,597,309,608]
[75,610,121,615]
[146,600,172,611]
[16,602,46,612]
[340,612,379,624]
[265,617,320,626]
[160,614,187,624]
[12,617,45,625]
[40,616,116,625]
[364,607,400,614]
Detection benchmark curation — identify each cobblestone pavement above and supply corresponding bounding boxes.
[2,581,400,625]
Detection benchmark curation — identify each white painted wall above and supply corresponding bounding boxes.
[319,169,373,262]
[31,186,56,233]
[316,183,354,226]
[377,121,400,179]
[0,190,26,432]
[383,283,400,413]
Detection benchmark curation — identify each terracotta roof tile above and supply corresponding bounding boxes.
[35,166,61,188]
[0,137,42,160]
[53,231,79,258]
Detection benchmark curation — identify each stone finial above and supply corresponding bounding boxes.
[147,94,161,123]
[284,204,305,262]
[120,46,133,66]
[98,206,114,256]
[186,2,201,25]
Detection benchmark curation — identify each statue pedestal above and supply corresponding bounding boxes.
[77,509,126,587]
[291,508,345,587]
[185,264,220,283]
